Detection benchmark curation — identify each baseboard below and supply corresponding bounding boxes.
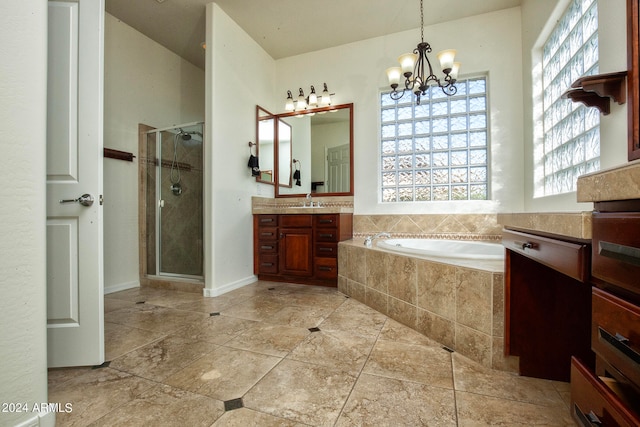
[104,280,140,295]
[11,410,55,427]
[203,275,257,297]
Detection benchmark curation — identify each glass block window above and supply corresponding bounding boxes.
[380,77,489,202]
[541,0,599,195]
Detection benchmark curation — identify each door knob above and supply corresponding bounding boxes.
[59,193,94,207]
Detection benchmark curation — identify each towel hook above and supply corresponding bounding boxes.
[248,141,256,155]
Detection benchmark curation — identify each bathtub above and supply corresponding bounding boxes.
[376,238,504,261]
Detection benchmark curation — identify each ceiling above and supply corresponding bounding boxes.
[105,0,522,70]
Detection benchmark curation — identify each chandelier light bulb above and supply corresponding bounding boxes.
[398,53,417,77]
[449,62,461,81]
[386,67,402,88]
[437,49,457,74]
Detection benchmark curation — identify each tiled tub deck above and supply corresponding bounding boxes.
[338,239,518,372]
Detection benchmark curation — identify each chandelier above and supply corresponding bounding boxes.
[386,0,460,104]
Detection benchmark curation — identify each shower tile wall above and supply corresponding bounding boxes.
[144,130,203,277]
[159,132,203,276]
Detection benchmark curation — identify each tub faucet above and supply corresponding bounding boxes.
[364,232,390,247]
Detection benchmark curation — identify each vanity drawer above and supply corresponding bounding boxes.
[314,214,338,228]
[258,241,278,254]
[314,257,337,279]
[571,357,640,427]
[592,287,640,388]
[257,227,278,240]
[503,229,590,282]
[592,213,640,297]
[257,214,278,227]
[315,229,338,243]
[258,255,278,274]
[281,214,312,228]
[315,242,337,258]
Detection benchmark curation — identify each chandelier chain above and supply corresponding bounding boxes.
[420,0,424,42]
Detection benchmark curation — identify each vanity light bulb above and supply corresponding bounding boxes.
[308,92,318,107]
[285,98,294,111]
[285,90,295,111]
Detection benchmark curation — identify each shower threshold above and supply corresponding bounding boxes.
[141,274,204,294]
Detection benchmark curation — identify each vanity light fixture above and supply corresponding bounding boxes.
[386,0,460,104]
[284,83,334,112]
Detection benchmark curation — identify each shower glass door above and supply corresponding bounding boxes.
[146,122,204,279]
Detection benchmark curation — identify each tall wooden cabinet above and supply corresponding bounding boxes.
[570,200,640,426]
[253,213,353,286]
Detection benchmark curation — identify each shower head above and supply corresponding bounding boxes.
[181,133,192,141]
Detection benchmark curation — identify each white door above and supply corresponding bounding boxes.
[47,0,105,368]
[326,144,350,193]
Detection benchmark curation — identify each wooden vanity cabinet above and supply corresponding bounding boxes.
[570,201,640,426]
[279,215,313,277]
[253,213,353,286]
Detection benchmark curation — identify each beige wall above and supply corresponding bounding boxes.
[0,0,51,426]
[103,14,205,293]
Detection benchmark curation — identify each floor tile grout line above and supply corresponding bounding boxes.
[331,316,389,426]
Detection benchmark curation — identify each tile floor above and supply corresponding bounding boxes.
[48,281,576,426]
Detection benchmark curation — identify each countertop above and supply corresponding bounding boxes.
[577,159,640,202]
[252,206,354,215]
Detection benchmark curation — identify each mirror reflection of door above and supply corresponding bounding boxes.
[326,144,350,193]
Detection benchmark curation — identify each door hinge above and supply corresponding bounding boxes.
[99,194,104,205]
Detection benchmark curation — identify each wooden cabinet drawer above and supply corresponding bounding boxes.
[258,241,278,254]
[315,257,337,279]
[256,214,278,227]
[281,214,312,228]
[503,229,590,282]
[571,357,640,427]
[314,214,338,228]
[315,242,337,258]
[257,227,278,240]
[592,213,640,297]
[258,255,278,274]
[592,287,640,387]
[315,229,338,242]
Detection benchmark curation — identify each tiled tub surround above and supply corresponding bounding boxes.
[338,239,518,372]
[354,213,503,241]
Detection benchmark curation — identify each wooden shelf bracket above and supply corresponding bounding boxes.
[562,71,628,115]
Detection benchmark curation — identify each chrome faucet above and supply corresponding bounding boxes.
[364,232,390,247]
[305,193,313,207]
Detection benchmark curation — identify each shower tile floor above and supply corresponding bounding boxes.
[48,281,576,426]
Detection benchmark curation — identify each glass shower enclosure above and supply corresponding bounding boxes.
[144,122,204,280]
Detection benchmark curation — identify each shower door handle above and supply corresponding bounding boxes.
[59,193,94,207]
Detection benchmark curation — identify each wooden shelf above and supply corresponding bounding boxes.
[562,71,628,115]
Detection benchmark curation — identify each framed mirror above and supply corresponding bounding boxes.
[255,106,275,184]
[275,103,353,197]
[629,0,639,160]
